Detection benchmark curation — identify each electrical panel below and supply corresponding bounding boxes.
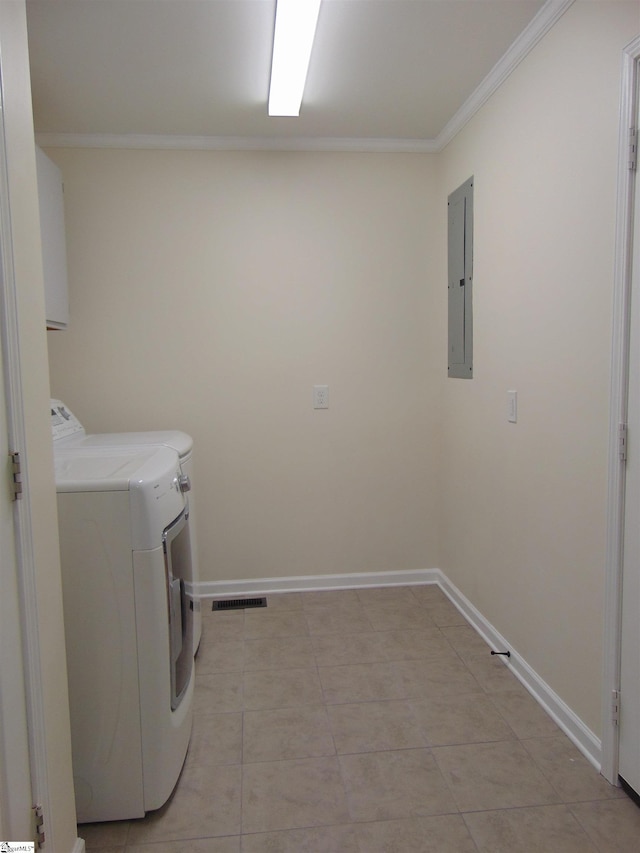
[448,176,473,378]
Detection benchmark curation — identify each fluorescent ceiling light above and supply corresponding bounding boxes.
[269,0,322,117]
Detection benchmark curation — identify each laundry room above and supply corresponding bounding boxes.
[1,0,638,849]
[35,0,634,745]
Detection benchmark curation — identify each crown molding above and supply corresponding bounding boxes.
[35,0,574,155]
[34,132,439,154]
[434,0,575,150]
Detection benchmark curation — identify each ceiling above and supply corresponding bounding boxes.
[26,0,554,151]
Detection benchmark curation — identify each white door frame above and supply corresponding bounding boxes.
[0,64,52,842]
[602,34,640,785]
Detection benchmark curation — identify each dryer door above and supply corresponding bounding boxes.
[163,508,194,710]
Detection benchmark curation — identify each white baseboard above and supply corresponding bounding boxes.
[195,566,602,772]
[436,570,602,772]
[196,568,440,598]
[72,838,86,853]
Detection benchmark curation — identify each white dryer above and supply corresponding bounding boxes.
[55,445,194,823]
[51,399,202,650]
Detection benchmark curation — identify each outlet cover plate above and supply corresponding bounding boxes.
[314,385,329,409]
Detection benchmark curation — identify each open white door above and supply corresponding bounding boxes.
[0,242,34,841]
[0,3,80,848]
[619,64,640,798]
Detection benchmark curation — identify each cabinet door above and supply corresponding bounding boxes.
[36,146,69,329]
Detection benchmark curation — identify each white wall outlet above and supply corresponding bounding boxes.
[313,385,329,409]
[507,390,518,423]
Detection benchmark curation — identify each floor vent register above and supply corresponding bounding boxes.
[212,597,267,611]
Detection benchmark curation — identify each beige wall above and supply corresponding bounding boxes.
[0,1,78,848]
[438,0,639,735]
[45,0,639,744]
[47,150,442,582]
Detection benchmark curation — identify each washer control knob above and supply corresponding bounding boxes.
[178,473,191,493]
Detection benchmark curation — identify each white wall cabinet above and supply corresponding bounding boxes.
[36,146,69,329]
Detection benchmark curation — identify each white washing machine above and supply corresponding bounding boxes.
[55,444,194,823]
[51,399,202,650]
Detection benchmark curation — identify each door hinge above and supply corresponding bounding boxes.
[630,127,638,171]
[619,423,628,463]
[32,803,45,848]
[612,689,620,726]
[9,450,23,500]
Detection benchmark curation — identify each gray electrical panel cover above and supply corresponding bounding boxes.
[448,177,473,378]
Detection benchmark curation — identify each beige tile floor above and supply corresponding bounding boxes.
[79,585,640,852]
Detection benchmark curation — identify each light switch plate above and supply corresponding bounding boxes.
[507,390,518,423]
